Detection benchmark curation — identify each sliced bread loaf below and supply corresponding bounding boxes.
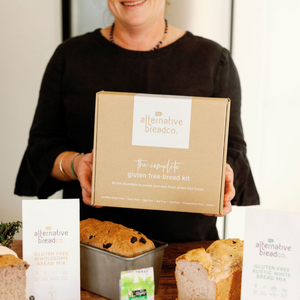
[0,254,29,300]
[175,238,243,300]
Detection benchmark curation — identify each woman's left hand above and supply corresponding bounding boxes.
[203,163,235,217]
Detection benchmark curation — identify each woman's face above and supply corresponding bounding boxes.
[107,0,165,29]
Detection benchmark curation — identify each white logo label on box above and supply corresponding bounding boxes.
[132,94,192,149]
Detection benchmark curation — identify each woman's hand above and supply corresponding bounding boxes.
[203,163,235,217]
[73,151,102,208]
[220,163,235,216]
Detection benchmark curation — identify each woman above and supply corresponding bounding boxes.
[15,0,259,242]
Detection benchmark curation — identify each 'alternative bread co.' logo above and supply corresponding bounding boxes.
[34,226,68,244]
[132,95,192,149]
[256,239,292,258]
[139,111,184,135]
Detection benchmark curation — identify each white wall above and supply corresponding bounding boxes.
[166,0,231,49]
[71,0,113,36]
[0,1,62,239]
[226,0,300,239]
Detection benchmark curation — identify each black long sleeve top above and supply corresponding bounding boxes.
[15,30,259,242]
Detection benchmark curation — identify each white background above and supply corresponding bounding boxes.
[0,1,62,239]
[1,0,300,240]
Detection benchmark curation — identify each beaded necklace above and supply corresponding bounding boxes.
[109,19,168,51]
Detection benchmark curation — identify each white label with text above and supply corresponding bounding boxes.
[241,208,300,300]
[132,94,192,149]
[22,199,80,300]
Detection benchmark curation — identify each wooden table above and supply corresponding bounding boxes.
[12,240,213,299]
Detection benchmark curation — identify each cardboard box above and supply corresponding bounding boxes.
[92,91,230,215]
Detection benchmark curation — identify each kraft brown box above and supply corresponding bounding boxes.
[92,91,230,215]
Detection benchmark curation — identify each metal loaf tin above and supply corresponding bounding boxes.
[80,240,168,300]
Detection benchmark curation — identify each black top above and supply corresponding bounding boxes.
[15,29,259,242]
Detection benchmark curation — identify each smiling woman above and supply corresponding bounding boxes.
[15,0,259,242]
[101,0,183,50]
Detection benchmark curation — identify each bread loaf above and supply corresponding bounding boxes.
[80,218,155,257]
[0,254,29,300]
[175,238,243,300]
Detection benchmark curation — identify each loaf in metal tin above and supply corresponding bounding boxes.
[80,218,155,257]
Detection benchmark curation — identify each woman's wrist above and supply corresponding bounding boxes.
[59,152,73,179]
[54,151,83,181]
[71,153,84,180]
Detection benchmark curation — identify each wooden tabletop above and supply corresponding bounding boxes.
[12,239,213,300]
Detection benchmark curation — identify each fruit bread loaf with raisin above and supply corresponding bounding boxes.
[175,238,243,300]
[80,218,155,257]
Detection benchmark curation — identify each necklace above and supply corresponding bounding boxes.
[109,19,168,51]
